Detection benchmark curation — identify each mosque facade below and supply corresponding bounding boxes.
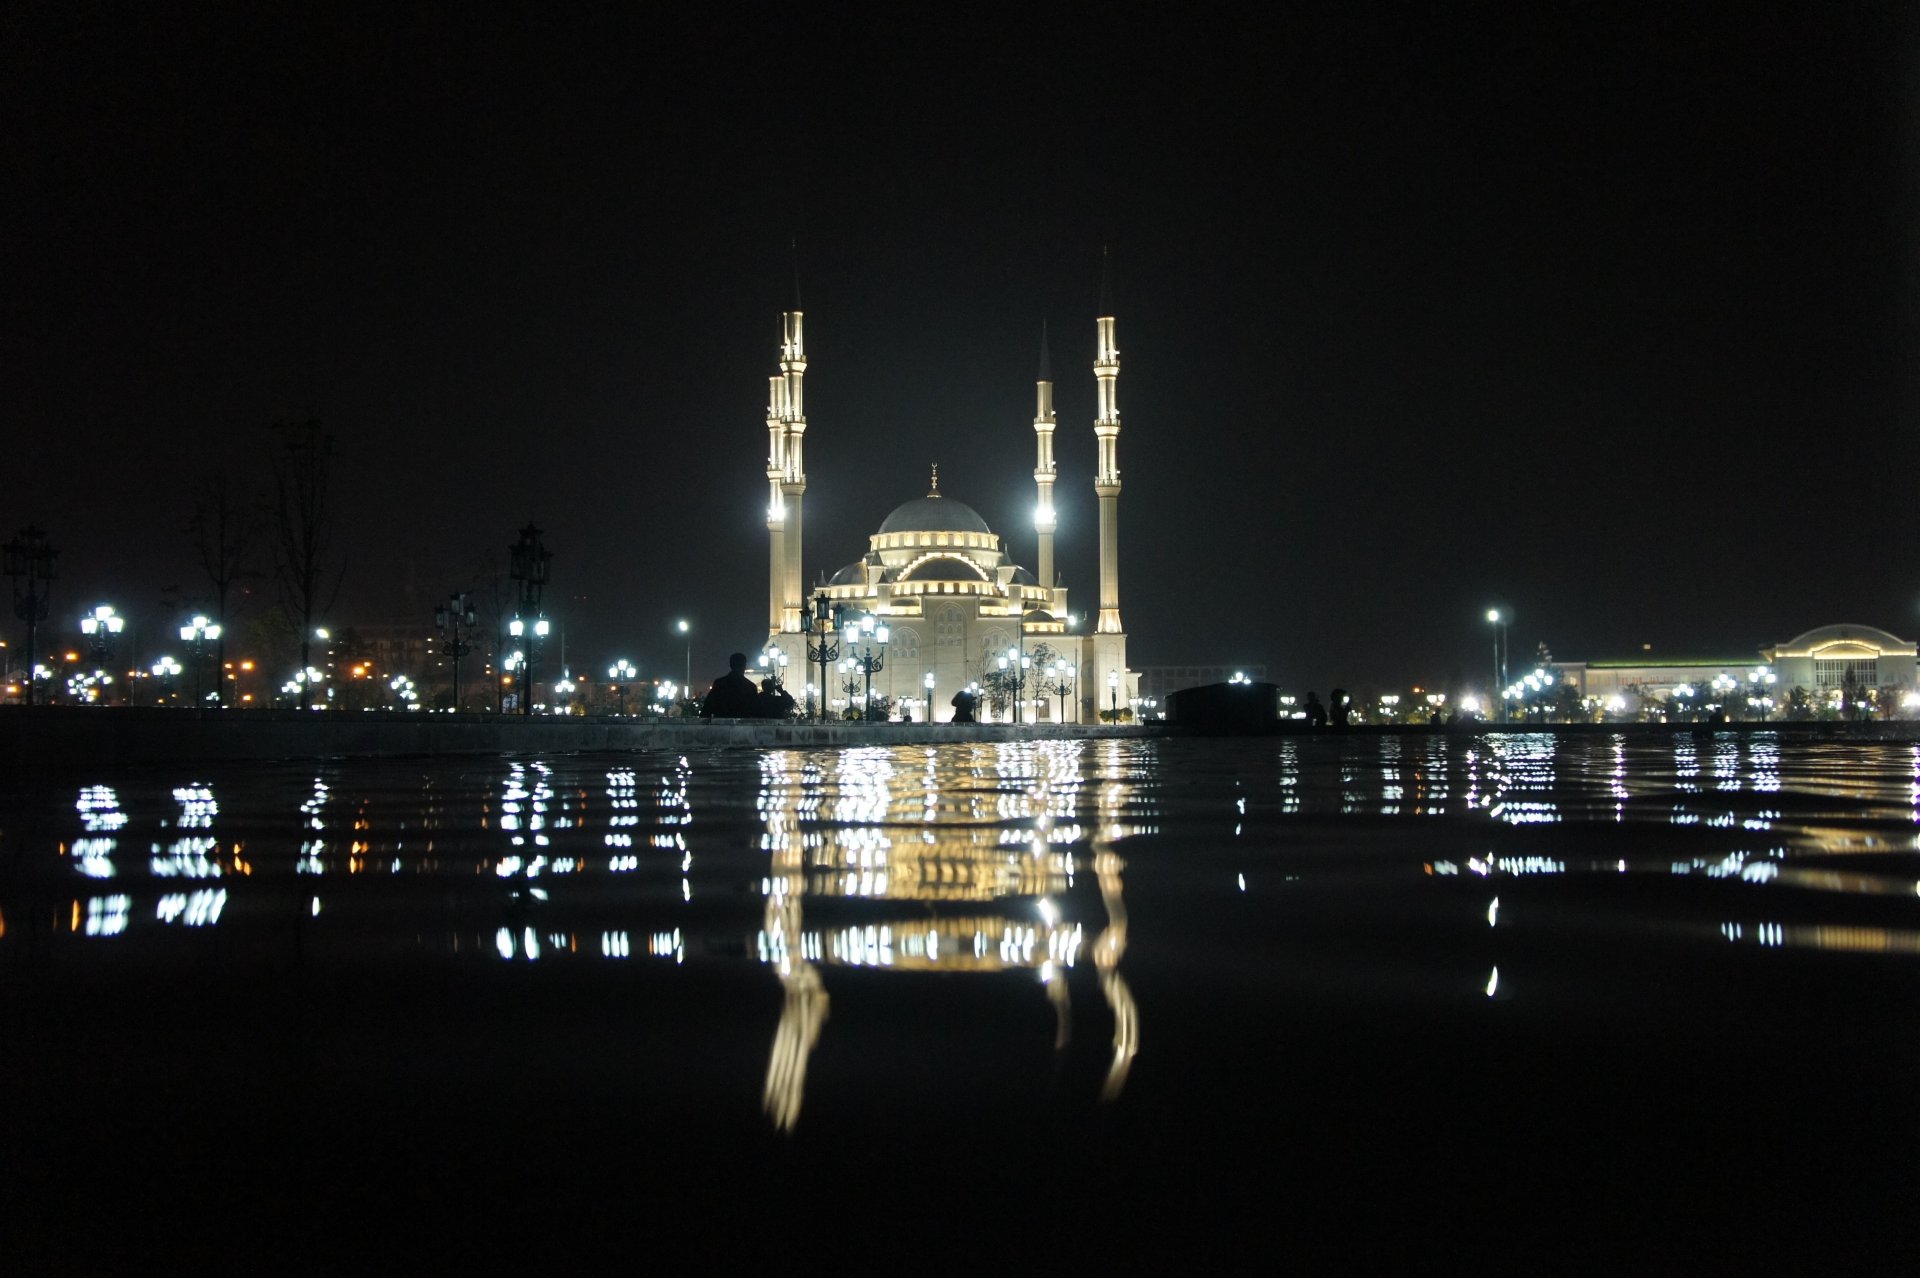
[757,307,1135,723]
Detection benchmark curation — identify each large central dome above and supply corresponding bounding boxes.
[878,493,992,535]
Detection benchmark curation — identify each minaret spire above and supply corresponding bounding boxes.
[1094,255,1123,635]
[1033,318,1058,595]
[779,301,808,634]
[766,266,809,636]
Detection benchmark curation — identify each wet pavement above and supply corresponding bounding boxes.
[2,733,1915,1271]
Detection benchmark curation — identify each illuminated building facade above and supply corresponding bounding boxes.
[760,304,1136,722]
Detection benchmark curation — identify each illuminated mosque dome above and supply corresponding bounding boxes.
[878,492,993,536]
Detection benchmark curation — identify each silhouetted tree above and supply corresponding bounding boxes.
[184,469,260,705]
[266,421,340,710]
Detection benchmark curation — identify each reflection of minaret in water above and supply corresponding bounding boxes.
[757,741,1142,1131]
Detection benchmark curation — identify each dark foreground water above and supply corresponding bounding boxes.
[2,732,1915,1272]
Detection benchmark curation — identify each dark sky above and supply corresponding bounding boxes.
[5,5,1916,691]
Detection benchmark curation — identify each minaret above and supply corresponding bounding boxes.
[1094,256,1123,635]
[1033,321,1057,594]
[766,361,788,635]
[779,308,807,633]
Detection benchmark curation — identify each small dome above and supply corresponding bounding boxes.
[1009,567,1036,586]
[879,494,993,535]
[901,555,989,582]
[827,560,866,587]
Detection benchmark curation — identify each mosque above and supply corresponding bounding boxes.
[756,303,1136,723]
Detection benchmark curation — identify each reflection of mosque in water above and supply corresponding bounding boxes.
[757,741,1145,1130]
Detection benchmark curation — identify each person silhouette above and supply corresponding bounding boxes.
[700,652,760,718]
[755,676,797,720]
[949,688,977,723]
[1305,691,1326,728]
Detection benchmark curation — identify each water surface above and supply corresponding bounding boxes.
[3,733,1914,1269]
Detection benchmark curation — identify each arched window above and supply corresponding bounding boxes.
[891,627,920,662]
[935,606,966,648]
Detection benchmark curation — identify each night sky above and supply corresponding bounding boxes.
[6,6,1916,692]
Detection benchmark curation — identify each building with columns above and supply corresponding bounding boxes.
[759,302,1136,722]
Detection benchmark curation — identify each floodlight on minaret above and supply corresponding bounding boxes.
[1094,249,1123,635]
[1033,319,1058,594]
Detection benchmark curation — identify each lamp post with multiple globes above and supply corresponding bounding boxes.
[435,592,478,712]
[179,613,222,706]
[805,595,840,723]
[80,604,124,705]
[608,659,637,716]
[508,524,553,718]
[846,616,889,720]
[4,526,57,707]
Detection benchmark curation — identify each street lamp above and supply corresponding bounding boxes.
[80,604,124,704]
[998,645,1031,724]
[179,614,222,706]
[4,525,58,707]
[923,670,936,722]
[435,592,478,712]
[677,619,691,692]
[1486,608,1511,723]
[553,670,576,715]
[1108,668,1119,715]
[508,615,550,714]
[608,658,637,715]
[150,655,182,706]
[388,673,418,710]
[805,595,840,722]
[1045,660,1076,722]
[758,645,791,690]
[509,524,553,717]
[846,617,888,720]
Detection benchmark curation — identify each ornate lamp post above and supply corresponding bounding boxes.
[1108,668,1119,716]
[151,655,182,706]
[1044,659,1076,722]
[388,673,418,710]
[757,645,790,689]
[80,604,124,705]
[4,526,57,707]
[553,671,576,715]
[836,658,862,719]
[508,524,553,718]
[607,659,637,716]
[923,670,936,723]
[435,591,478,712]
[179,614,222,706]
[998,646,1031,723]
[847,616,888,720]
[805,595,840,723]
